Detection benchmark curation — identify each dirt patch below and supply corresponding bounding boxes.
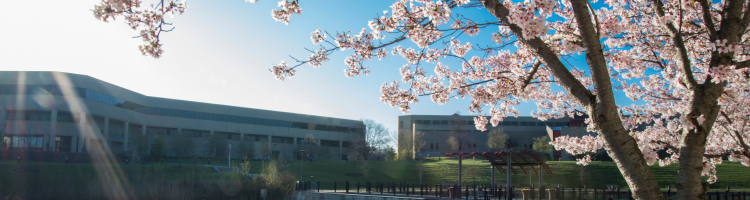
[345,173,363,177]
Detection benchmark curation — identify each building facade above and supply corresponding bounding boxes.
[398,114,592,161]
[0,71,362,160]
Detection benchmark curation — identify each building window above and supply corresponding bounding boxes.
[57,111,78,123]
[430,143,433,149]
[520,121,528,126]
[435,143,439,150]
[321,140,339,147]
[183,129,209,138]
[6,110,51,121]
[4,135,43,151]
[399,121,403,129]
[473,143,476,149]
[511,121,519,126]
[441,120,448,125]
[342,141,352,148]
[146,127,178,135]
[55,136,72,152]
[271,136,293,144]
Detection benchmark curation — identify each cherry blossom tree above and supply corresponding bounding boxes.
[94,0,750,199]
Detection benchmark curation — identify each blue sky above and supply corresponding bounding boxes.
[0,0,641,135]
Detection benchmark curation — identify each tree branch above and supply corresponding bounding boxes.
[735,59,750,69]
[721,111,750,157]
[480,0,594,109]
[704,152,731,158]
[521,60,542,90]
[696,0,718,38]
[652,0,699,89]
[739,0,750,31]
[652,140,680,153]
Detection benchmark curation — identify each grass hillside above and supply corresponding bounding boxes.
[2,158,749,194]
[237,158,750,190]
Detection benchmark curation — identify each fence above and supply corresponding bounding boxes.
[296,182,750,200]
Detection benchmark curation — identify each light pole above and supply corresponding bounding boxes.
[300,149,306,182]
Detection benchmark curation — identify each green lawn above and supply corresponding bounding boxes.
[166,157,750,190]
[2,158,749,193]
[0,160,231,194]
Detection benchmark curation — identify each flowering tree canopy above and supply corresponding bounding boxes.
[94,0,750,199]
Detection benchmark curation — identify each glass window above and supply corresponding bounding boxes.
[432,120,440,124]
[441,120,448,125]
[520,121,528,126]
[511,121,519,126]
[57,111,77,123]
[555,122,564,126]
[502,121,510,126]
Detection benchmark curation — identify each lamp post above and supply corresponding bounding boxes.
[300,149,306,182]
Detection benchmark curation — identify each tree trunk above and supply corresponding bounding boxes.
[676,84,724,200]
[479,0,667,199]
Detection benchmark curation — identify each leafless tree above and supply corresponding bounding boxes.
[237,140,253,159]
[170,135,195,159]
[352,119,393,160]
[487,129,509,149]
[301,134,318,160]
[397,129,425,160]
[256,141,270,160]
[447,113,469,151]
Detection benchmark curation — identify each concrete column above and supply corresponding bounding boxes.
[412,122,416,160]
[123,121,129,151]
[339,140,343,160]
[77,113,87,153]
[268,135,273,158]
[50,110,57,151]
[103,117,109,140]
[0,108,6,134]
[177,128,182,136]
[240,133,244,141]
[142,125,147,153]
[293,137,298,160]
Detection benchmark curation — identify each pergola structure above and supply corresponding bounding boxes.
[444,148,553,199]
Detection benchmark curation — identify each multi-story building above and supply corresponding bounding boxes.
[398,114,593,161]
[0,71,363,160]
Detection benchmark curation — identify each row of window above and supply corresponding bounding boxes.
[216,132,241,140]
[427,143,477,150]
[271,136,294,144]
[406,120,569,127]
[146,127,179,136]
[1,84,364,134]
[320,140,339,147]
[2,135,44,150]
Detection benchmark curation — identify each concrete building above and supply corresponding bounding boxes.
[0,71,362,160]
[398,114,592,161]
